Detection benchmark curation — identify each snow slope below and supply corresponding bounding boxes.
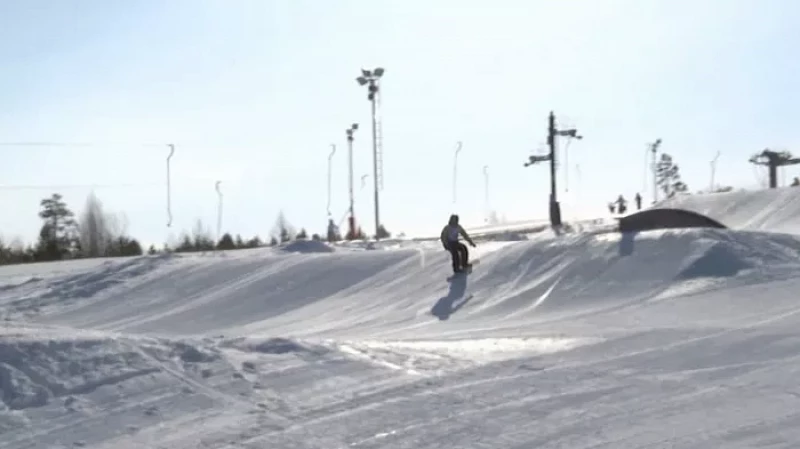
[659,187,800,234]
[4,224,800,447]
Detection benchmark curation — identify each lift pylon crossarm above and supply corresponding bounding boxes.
[556,129,582,139]
[524,154,551,167]
[749,149,800,166]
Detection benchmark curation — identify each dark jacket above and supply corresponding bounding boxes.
[440,224,474,248]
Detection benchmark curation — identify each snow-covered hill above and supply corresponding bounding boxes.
[4,197,800,447]
[659,187,800,234]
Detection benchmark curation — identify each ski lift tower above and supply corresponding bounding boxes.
[748,148,800,188]
[524,111,582,228]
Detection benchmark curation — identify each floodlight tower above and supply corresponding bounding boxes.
[356,67,385,240]
[346,124,359,239]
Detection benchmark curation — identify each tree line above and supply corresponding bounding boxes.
[0,192,333,266]
[0,192,144,265]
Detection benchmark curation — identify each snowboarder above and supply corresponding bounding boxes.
[440,214,476,273]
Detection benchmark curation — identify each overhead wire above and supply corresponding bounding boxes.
[0,141,167,148]
[1,141,177,228]
[0,182,162,190]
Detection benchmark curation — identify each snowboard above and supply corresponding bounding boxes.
[446,259,479,281]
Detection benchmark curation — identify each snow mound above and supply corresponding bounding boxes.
[658,187,800,235]
[5,228,796,342]
[0,328,294,447]
[0,335,158,411]
[279,239,334,253]
[5,227,800,446]
[0,255,172,321]
[223,336,329,356]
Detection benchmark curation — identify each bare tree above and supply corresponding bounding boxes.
[79,192,112,257]
[102,210,125,255]
[9,237,24,254]
[272,210,295,243]
[104,211,143,256]
[191,218,214,251]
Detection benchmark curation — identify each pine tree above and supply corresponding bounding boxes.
[655,153,689,198]
[37,193,78,260]
[272,211,295,243]
[217,233,236,250]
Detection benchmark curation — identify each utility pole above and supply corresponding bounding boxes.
[356,67,385,240]
[215,181,222,250]
[346,124,358,239]
[650,138,662,204]
[483,165,489,222]
[452,141,462,205]
[166,144,175,227]
[709,150,720,192]
[524,111,581,228]
[327,144,337,217]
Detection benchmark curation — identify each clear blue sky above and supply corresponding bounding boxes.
[1,0,799,247]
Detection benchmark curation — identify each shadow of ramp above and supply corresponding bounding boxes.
[677,242,754,279]
[280,240,334,254]
[431,274,474,320]
[618,231,638,256]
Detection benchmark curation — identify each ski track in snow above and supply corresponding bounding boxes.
[4,190,800,447]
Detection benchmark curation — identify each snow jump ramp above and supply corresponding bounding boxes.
[617,208,727,233]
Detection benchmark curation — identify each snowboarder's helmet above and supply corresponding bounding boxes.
[449,214,459,224]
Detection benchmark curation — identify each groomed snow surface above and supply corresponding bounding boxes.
[4,189,800,448]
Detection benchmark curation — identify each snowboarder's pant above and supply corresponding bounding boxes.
[447,242,468,271]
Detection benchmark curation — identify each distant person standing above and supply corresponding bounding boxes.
[635,193,642,210]
[615,195,628,214]
[326,218,340,242]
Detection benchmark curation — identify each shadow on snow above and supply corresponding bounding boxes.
[431,273,474,320]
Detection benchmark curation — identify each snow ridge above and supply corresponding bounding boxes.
[3,219,800,447]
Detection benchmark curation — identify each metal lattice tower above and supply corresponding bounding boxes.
[356,67,386,240]
[375,85,384,191]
